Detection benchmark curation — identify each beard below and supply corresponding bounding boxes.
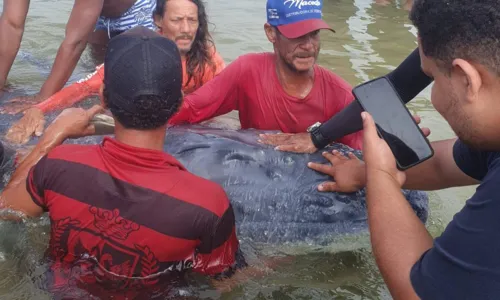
[443,96,500,151]
[454,123,500,151]
[280,53,317,74]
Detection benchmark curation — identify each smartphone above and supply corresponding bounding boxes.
[352,76,434,170]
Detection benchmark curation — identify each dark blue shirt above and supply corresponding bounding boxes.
[410,139,500,299]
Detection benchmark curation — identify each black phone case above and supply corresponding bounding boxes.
[352,76,434,171]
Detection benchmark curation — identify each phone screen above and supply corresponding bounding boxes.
[353,77,433,169]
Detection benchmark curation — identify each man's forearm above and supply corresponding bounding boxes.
[0,128,66,219]
[366,171,433,300]
[4,129,65,189]
[316,48,433,149]
[0,18,24,88]
[38,40,87,98]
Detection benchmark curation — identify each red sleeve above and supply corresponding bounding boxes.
[35,64,104,113]
[25,155,49,211]
[168,56,244,125]
[192,198,241,276]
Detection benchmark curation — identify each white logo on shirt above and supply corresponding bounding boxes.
[284,0,321,9]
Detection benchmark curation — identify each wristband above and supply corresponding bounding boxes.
[310,126,330,149]
[307,122,330,149]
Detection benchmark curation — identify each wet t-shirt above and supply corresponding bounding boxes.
[410,139,500,299]
[26,137,240,298]
[168,52,364,150]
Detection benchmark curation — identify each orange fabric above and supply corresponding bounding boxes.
[35,49,225,113]
[182,48,226,95]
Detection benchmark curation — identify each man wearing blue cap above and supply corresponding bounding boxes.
[169,0,364,151]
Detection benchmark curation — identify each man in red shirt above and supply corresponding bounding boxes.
[0,26,245,299]
[168,0,364,150]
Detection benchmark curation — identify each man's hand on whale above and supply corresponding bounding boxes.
[258,115,430,154]
[0,94,43,115]
[307,115,431,193]
[5,106,45,144]
[258,131,317,153]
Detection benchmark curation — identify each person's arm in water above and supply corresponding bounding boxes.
[0,105,103,221]
[30,0,104,101]
[259,48,434,153]
[35,64,105,113]
[168,55,245,125]
[4,64,105,145]
[4,50,223,145]
[0,0,30,90]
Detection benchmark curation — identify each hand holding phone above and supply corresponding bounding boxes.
[352,76,434,170]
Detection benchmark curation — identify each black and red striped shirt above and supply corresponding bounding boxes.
[26,137,240,296]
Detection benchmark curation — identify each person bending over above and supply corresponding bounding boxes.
[4,0,225,145]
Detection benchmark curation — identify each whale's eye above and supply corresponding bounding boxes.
[225,153,256,163]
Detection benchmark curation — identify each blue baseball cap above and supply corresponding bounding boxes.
[266,0,334,39]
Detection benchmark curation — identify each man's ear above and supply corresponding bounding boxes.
[154,14,163,33]
[451,58,483,104]
[264,23,277,43]
[98,83,108,109]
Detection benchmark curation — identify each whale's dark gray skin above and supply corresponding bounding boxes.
[160,125,428,245]
[0,115,429,245]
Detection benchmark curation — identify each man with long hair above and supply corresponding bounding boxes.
[4,0,225,145]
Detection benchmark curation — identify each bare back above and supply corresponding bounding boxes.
[101,0,137,18]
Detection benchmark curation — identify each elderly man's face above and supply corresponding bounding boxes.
[274,28,321,73]
[156,0,199,55]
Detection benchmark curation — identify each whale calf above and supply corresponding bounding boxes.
[0,109,429,246]
[0,122,429,245]
[44,123,427,246]
[161,125,429,245]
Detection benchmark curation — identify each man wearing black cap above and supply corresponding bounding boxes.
[168,0,364,151]
[0,26,244,298]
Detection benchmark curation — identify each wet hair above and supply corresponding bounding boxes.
[409,0,500,75]
[103,89,182,130]
[155,0,217,91]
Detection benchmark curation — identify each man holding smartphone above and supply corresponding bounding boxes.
[307,0,500,298]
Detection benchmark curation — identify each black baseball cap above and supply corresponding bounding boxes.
[103,26,183,113]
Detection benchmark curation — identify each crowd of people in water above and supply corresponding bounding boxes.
[0,0,499,298]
